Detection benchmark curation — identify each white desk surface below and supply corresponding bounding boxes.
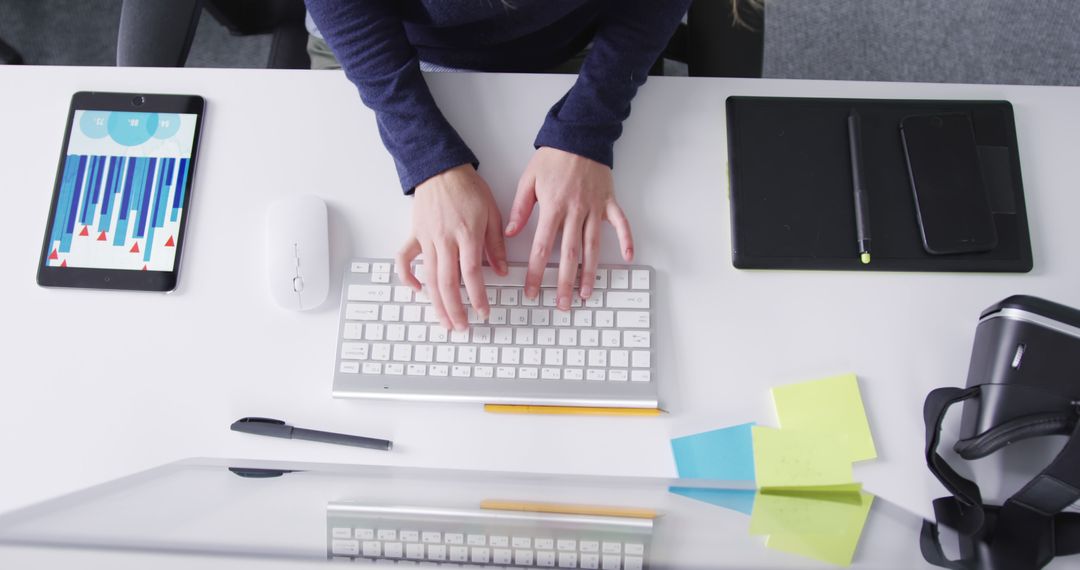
[2,65,1079,524]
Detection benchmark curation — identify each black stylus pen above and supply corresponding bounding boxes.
[231,417,393,451]
[848,110,872,264]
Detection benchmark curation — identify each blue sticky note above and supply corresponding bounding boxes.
[671,422,756,481]
[669,487,757,515]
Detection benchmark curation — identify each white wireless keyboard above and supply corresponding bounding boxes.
[332,258,658,408]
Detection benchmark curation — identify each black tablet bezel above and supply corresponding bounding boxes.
[36,91,205,292]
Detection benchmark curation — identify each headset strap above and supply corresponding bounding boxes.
[923,386,986,533]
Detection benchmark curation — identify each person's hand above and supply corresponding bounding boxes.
[504,147,634,311]
[397,164,508,331]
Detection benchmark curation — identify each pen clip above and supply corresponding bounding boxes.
[235,417,286,426]
[231,417,293,438]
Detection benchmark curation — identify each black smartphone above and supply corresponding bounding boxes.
[37,92,205,291]
[900,113,997,255]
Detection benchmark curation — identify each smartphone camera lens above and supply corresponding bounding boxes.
[132,96,145,107]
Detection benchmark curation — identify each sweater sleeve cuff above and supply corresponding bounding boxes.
[533,110,617,169]
[397,147,479,195]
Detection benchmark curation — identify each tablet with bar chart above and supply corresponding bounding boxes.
[37,92,204,291]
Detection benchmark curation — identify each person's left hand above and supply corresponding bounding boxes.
[504,146,634,311]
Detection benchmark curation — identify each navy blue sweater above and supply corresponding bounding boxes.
[305,0,691,193]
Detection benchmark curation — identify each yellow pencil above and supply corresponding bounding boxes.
[484,404,662,417]
[480,499,658,520]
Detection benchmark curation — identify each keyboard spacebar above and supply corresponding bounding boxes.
[415,265,560,287]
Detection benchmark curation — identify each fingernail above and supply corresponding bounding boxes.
[505,221,517,234]
[498,260,507,273]
[625,247,634,260]
[455,323,467,332]
[581,288,592,299]
[526,287,537,298]
[557,296,568,310]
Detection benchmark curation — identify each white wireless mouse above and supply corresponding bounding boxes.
[266,195,329,311]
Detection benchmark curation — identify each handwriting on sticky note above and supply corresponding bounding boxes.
[750,491,875,566]
[751,426,853,489]
[771,373,877,462]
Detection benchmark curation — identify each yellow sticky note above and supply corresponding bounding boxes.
[749,491,875,567]
[751,426,853,489]
[771,374,877,462]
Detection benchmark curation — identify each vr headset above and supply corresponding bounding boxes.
[922,295,1080,569]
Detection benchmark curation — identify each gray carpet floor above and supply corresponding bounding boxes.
[0,0,270,67]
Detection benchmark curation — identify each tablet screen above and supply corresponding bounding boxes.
[45,110,198,272]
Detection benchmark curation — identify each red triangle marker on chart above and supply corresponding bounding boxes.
[60,260,67,267]
[49,248,58,260]
[97,231,107,241]
[130,242,140,253]
[79,226,89,237]
[164,236,175,247]
[141,265,148,271]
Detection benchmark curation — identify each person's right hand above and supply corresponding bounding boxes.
[396,164,508,332]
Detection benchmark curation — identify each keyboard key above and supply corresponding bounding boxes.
[494,327,513,344]
[616,311,650,328]
[489,308,507,324]
[580,329,599,347]
[332,539,359,556]
[472,327,492,344]
[532,309,550,325]
[475,365,494,378]
[341,342,369,360]
[567,349,585,366]
[573,310,593,327]
[406,542,425,559]
[332,527,352,539]
[361,362,382,374]
[624,556,644,570]
[515,549,535,566]
[631,270,650,289]
[385,362,404,375]
[602,553,622,570]
[580,541,599,553]
[401,531,420,542]
[445,534,465,545]
[429,326,448,343]
[522,293,540,307]
[535,538,554,550]
[490,536,509,548]
[519,367,539,379]
[407,363,427,376]
[348,285,392,302]
[363,540,382,557]
[523,348,543,365]
[452,365,471,377]
[537,328,556,345]
[458,346,477,363]
[624,544,644,556]
[500,289,519,306]
[588,349,607,367]
[346,303,380,321]
[351,262,370,273]
[343,323,364,339]
[512,537,532,548]
[393,286,413,302]
[558,329,578,346]
[364,324,385,341]
[602,542,622,554]
[402,305,423,322]
[429,364,449,376]
[632,370,651,382]
[407,325,427,342]
[384,304,401,323]
[356,529,375,540]
[515,327,535,345]
[632,350,650,368]
[537,550,556,567]
[449,545,469,562]
[467,535,486,546]
[611,350,629,367]
[595,310,615,327]
[385,542,404,558]
[586,294,604,308]
[372,262,391,274]
[371,343,391,361]
[542,367,562,380]
[471,547,490,563]
[552,311,572,327]
[436,346,455,363]
[544,348,564,366]
[450,329,469,343]
[581,553,600,569]
[587,369,606,381]
[501,347,521,364]
[486,288,498,305]
[610,269,629,289]
[422,532,442,544]
[493,548,512,564]
[414,344,434,362]
[480,347,499,364]
[593,269,608,289]
[424,306,439,322]
[601,330,620,347]
[557,539,577,551]
[510,308,529,325]
[609,369,628,381]
[559,552,578,568]
[467,307,484,324]
[387,324,406,341]
[623,331,651,348]
[606,292,649,309]
[542,290,557,307]
[497,366,516,379]
[427,544,447,561]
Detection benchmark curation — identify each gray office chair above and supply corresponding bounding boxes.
[117,0,309,68]
[761,0,1080,86]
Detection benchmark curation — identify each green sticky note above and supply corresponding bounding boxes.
[771,374,877,462]
[751,426,854,489]
[749,491,875,567]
